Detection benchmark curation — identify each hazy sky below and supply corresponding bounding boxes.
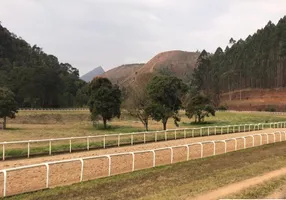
[1,0,286,75]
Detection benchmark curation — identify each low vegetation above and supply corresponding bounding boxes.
[225,176,286,199]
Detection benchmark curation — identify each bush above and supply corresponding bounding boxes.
[265,105,276,112]
[217,105,228,111]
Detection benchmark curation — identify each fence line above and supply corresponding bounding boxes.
[0,130,285,197]
[1,122,285,160]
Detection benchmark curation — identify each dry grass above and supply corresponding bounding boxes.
[2,110,286,142]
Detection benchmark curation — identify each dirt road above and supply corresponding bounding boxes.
[0,128,282,169]
[190,167,286,200]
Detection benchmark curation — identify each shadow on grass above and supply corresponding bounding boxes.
[181,121,229,127]
[2,127,23,131]
[86,124,147,133]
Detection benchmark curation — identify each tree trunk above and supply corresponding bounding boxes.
[103,118,107,129]
[198,115,202,123]
[162,118,168,130]
[144,120,148,131]
[3,116,6,130]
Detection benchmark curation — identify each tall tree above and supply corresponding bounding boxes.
[0,87,18,129]
[89,77,121,129]
[185,94,215,123]
[124,73,153,131]
[147,75,187,130]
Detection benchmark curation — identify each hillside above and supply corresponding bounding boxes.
[192,16,286,111]
[0,24,85,108]
[122,50,200,86]
[80,66,105,82]
[102,63,144,84]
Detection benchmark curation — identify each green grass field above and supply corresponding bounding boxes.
[5,141,286,200]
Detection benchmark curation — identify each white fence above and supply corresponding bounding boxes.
[1,122,285,160]
[0,130,285,197]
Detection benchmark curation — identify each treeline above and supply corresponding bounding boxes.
[192,16,286,102]
[0,23,86,108]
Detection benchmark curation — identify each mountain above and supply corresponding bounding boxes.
[192,16,286,111]
[80,66,105,82]
[122,50,200,87]
[102,63,144,84]
[0,23,86,108]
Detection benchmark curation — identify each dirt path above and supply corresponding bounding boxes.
[190,167,286,200]
[0,128,282,169]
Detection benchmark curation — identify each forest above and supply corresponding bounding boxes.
[0,23,86,108]
[192,16,286,103]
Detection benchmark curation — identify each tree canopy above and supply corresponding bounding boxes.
[0,87,18,129]
[185,94,215,123]
[88,77,121,129]
[0,24,87,108]
[191,16,286,103]
[147,75,187,130]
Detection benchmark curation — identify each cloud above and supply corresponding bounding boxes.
[0,0,286,75]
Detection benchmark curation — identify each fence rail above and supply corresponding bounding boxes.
[0,130,285,197]
[1,122,285,160]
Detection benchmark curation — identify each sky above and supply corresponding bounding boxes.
[1,0,286,76]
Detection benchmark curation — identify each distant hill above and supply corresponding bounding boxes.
[102,64,144,84]
[121,50,200,86]
[80,66,105,82]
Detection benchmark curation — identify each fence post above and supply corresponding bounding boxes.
[107,156,111,176]
[152,150,156,167]
[252,136,254,147]
[185,145,189,161]
[155,132,157,142]
[49,140,52,155]
[175,130,177,140]
[87,137,90,151]
[2,143,5,161]
[80,159,84,182]
[200,143,203,158]
[69,139,72,153]
[227,126,229,134]
[131,134,134,145]
[103,136,106,149]
[131,153,135,171]
[165,130,167,141]
[144,132,146,143]
[200,128,202,136]
[169,147,173,164]
[45,164,49,188]
[3,170,6,197]
[214,126,217,135]
[27,141,30,158]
